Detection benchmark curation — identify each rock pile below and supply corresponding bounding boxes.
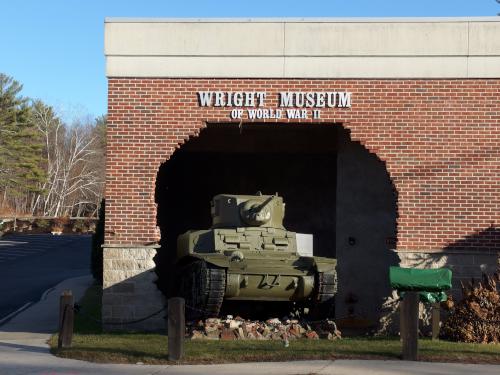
[441,272,500,343]
[187,316,342,341]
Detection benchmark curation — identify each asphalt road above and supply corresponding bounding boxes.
[0,234,91,323]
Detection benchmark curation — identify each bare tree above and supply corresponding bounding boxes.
[31,101,105,217]
[30,100,62,215]
[54,121,104,217]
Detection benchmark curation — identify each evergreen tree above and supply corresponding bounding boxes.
[0,73,45,210]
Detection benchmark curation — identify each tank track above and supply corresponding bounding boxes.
[316,271,337,303]
[178,259,226,320]
[310,270,337,319]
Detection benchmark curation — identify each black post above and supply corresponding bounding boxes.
[168,297,185,361]
[58,290,74,349]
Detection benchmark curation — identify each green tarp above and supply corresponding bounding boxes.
[389,266,452,292]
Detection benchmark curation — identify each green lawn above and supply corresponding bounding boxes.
[49,284,500,365]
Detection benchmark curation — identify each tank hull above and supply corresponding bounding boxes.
[178,249,336,313]
[174,193,337,319]
[201,254,321,302]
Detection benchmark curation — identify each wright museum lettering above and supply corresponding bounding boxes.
[197,91,352,119]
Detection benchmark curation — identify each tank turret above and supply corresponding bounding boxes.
[211,193,285,229]
[174,192,337,320]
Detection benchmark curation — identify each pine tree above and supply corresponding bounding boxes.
[0,73,45,211]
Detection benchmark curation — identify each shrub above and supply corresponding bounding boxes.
[73,219,88,233]
[0,220,13,234]
[441,272,500,343]
[91,199,105,285]
[36,218,51,230]
[52,216,70,232]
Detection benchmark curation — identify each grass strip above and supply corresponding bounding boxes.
[49,283,500,365]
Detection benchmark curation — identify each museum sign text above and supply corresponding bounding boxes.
[197,91,352,120]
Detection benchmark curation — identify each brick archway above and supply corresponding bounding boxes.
[151,121,399,324]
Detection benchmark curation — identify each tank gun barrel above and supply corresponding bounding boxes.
[253,195,276,213]
[240,194,277,226]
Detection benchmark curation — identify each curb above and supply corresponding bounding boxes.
[40,286,56,301]
[0,302,33,326]
[0,275,93,328]
[0,283,59,326]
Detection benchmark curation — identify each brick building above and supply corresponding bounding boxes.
[103,18,500,331]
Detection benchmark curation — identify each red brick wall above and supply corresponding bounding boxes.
[106,79,500,252]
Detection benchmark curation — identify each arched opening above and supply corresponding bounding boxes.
[154,123,398,328]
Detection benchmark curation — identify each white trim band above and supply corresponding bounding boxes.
[105,18,500,79]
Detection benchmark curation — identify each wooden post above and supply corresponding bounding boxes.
[168,297,185,361]
[431,302,440,340]
[401,291,419,361]
[58,290,74,349]
[399,295,406,343]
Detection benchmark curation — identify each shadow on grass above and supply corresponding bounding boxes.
[420,347,500,357]
[73,283,103,335]
[52,336,500,365]
[57,346,167,362]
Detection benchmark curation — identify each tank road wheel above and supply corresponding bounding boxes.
[311,271,337,319]
[177,259,226,321]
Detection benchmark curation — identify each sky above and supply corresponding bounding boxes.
[1,0,499,122]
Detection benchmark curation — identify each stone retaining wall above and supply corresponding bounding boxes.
[102,246,165,331]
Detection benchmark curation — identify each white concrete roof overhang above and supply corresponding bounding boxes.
[104,17,500,78]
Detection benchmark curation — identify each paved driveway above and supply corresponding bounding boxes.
[0,234,91,322]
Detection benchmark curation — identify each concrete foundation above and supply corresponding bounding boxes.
[102,246,166,331]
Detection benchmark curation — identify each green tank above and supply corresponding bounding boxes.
[175,193,337,319]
